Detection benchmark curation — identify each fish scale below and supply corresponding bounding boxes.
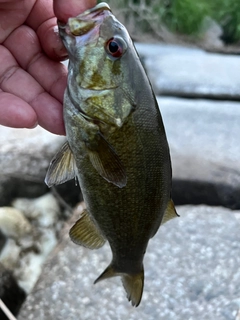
[45,2,178,307]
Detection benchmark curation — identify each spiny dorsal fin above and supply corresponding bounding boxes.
[88,133,127,188]
[161,199,179,225]
[69,209,106,249]
[45,142,77,187]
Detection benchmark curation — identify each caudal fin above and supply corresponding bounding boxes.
[94,264,144,307]
[121,269,144,307]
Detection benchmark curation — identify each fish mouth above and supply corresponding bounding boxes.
[79,2,111,16]
[58,2,111,39]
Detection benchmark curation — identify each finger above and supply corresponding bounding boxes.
[4,26,67,103]
[26,0,67,60]
[0,91,37,129]
[0,1,33,43]
[0,45,44,103]
[0,45,65,135]
[53,0,97,22]
[37,18,68,60]
[30,91,65,135]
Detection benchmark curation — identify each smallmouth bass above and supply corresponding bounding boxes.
[45,2,178,307]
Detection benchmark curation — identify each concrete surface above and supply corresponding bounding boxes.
[135,43,240,99]
[18,205,240,320]
[158,97,240,208]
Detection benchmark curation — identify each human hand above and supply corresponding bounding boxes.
[0,0,96,135]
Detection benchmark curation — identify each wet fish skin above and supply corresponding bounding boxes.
[46,2,178,307]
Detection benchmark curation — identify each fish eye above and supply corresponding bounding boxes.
[105,37,127,58]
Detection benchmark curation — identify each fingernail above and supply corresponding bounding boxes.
[52,26,68,60]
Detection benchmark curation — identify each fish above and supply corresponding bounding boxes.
[45,2,178,307]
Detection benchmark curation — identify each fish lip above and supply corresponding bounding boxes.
[79,2,111,17]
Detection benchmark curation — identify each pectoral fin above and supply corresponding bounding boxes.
[64,102,127,188]
[45,142,77,187]
[88,133,127,188]
[69,209,106,249]
[161,199,179,225]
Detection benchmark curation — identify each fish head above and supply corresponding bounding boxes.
[58,2,136,128]
[58,3,113,62]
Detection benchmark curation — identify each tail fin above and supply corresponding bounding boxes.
[121,269,144,307]
[94,264,144,307]
[94,264,118,283]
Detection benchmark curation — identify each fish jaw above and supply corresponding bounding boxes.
[58,3,112,53]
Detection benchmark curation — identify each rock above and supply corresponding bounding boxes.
[0,194,64,295]
[158,97,240,209]
[15,228,58,294]
[12,193,61,228]
[0,263,26,319]
[135,43,240,99]
[0,207,32,239]
[0,126,81,207]
[0,126,64,180]
[0,239,21,270]
[0,126,64,206]
[136,42,204,57]
[18,205,240,320]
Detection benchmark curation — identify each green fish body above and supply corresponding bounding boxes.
[45,2,178,307]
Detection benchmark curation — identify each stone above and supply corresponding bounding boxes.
[0,126,64,206]
[12,193,61,228]
[0,239,21,270]
[18,205,240,320]
[0,207,32,239]
[0,126,64,181]
[135,43,240,99]
[157,96,240,209]
[0,126,81,206]
[0,194,66,296]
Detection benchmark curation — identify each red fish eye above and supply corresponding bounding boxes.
[106,38,124,58]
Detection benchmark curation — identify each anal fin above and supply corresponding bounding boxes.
[69,209,106,249]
